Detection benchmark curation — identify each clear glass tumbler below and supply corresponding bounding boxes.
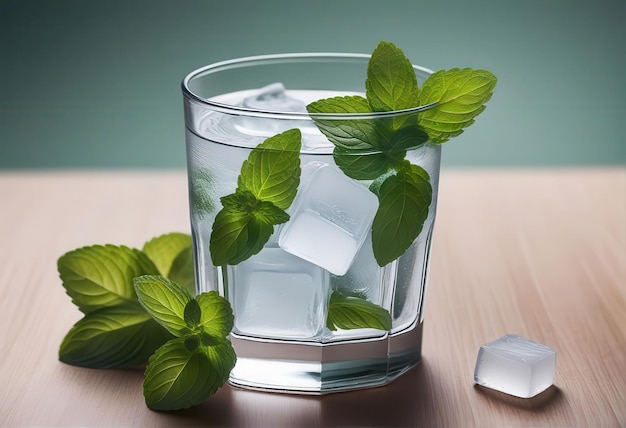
[182,53,441,393]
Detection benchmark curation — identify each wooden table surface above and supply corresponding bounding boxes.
[1,168,624,427]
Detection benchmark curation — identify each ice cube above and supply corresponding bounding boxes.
[331,233,391,306]
[474,334,556,398]
[243,82,307,112]
[278,164,379,276]
[324,234,395,340]
[227,247,330,340]
[234,83,308,137]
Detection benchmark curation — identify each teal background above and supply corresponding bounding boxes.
[1,0,624,169]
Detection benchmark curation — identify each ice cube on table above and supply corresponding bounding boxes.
[278,164,379,276]
[474,334,556,398]
[227,247,330,340]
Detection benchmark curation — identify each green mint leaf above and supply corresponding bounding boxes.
[209,206,275,266]
[58,244,160,314]
[166,245,195,295]
[365,41,419,113]
[59,303,172,369]
[142,233,194,294]
[204,338,237,386]
[142,337,235,411]
[417,68,497,144]
[210,129,301,266]
[307,43,428,181]
[387,125,429,151]
[196,291,234,339]
[326,291,392,331]
[237,128,302,210]
[219,190,256,210]
[184,299,202,327]
[333,124,430,180]
[220,191,290,225]
[142,232,192,279]
[333,149,395,180]
[371,165,432,266]
[189,167,216,218]
[307,95,389,151]
[134,275,194,336]
[402,160,431,182]
[253,199,291,224]
[184,335,201,352]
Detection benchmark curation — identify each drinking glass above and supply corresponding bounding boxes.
[182,53,441,393]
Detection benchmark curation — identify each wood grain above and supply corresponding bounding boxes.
[1,168,624,427]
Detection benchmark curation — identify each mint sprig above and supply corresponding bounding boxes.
[308,40,496,266]
[134,276,235,411]
[59,232,237,411]
[210,128,301,266]
[58,233,196,369]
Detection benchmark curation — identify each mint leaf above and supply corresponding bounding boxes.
[134,275,194,336]
[333,125,429,180]
[196,291,234,339]
[237,128,302,210]
[371,165,432,266]
[332,123,429,180]
[142,337,234,411]
[167,246,195,295]
[59,303,172,369]
[210,129,302,266]
[366,41,419,113]
[204,338,237,386]
[142,233,194,294]
[184,299,202,327]
[209,205,275,266]
[58,245,160,314]
[307,96,411,180]
[307,95,389,151]
[387,125,429,152]
[143,233,192,276]
[326,291,392,331]
[417,68,497,144]
[333,149,395,180]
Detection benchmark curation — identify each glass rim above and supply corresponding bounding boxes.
[181,52,437,120]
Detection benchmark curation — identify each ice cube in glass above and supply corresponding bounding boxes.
[331,233,393,307]
[234,83,307,137]
[227,247,330,340]
[242,82,306,112]
[474,334,556,398]
[278,164,379,276]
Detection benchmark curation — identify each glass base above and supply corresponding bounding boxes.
[228,322,423,394]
